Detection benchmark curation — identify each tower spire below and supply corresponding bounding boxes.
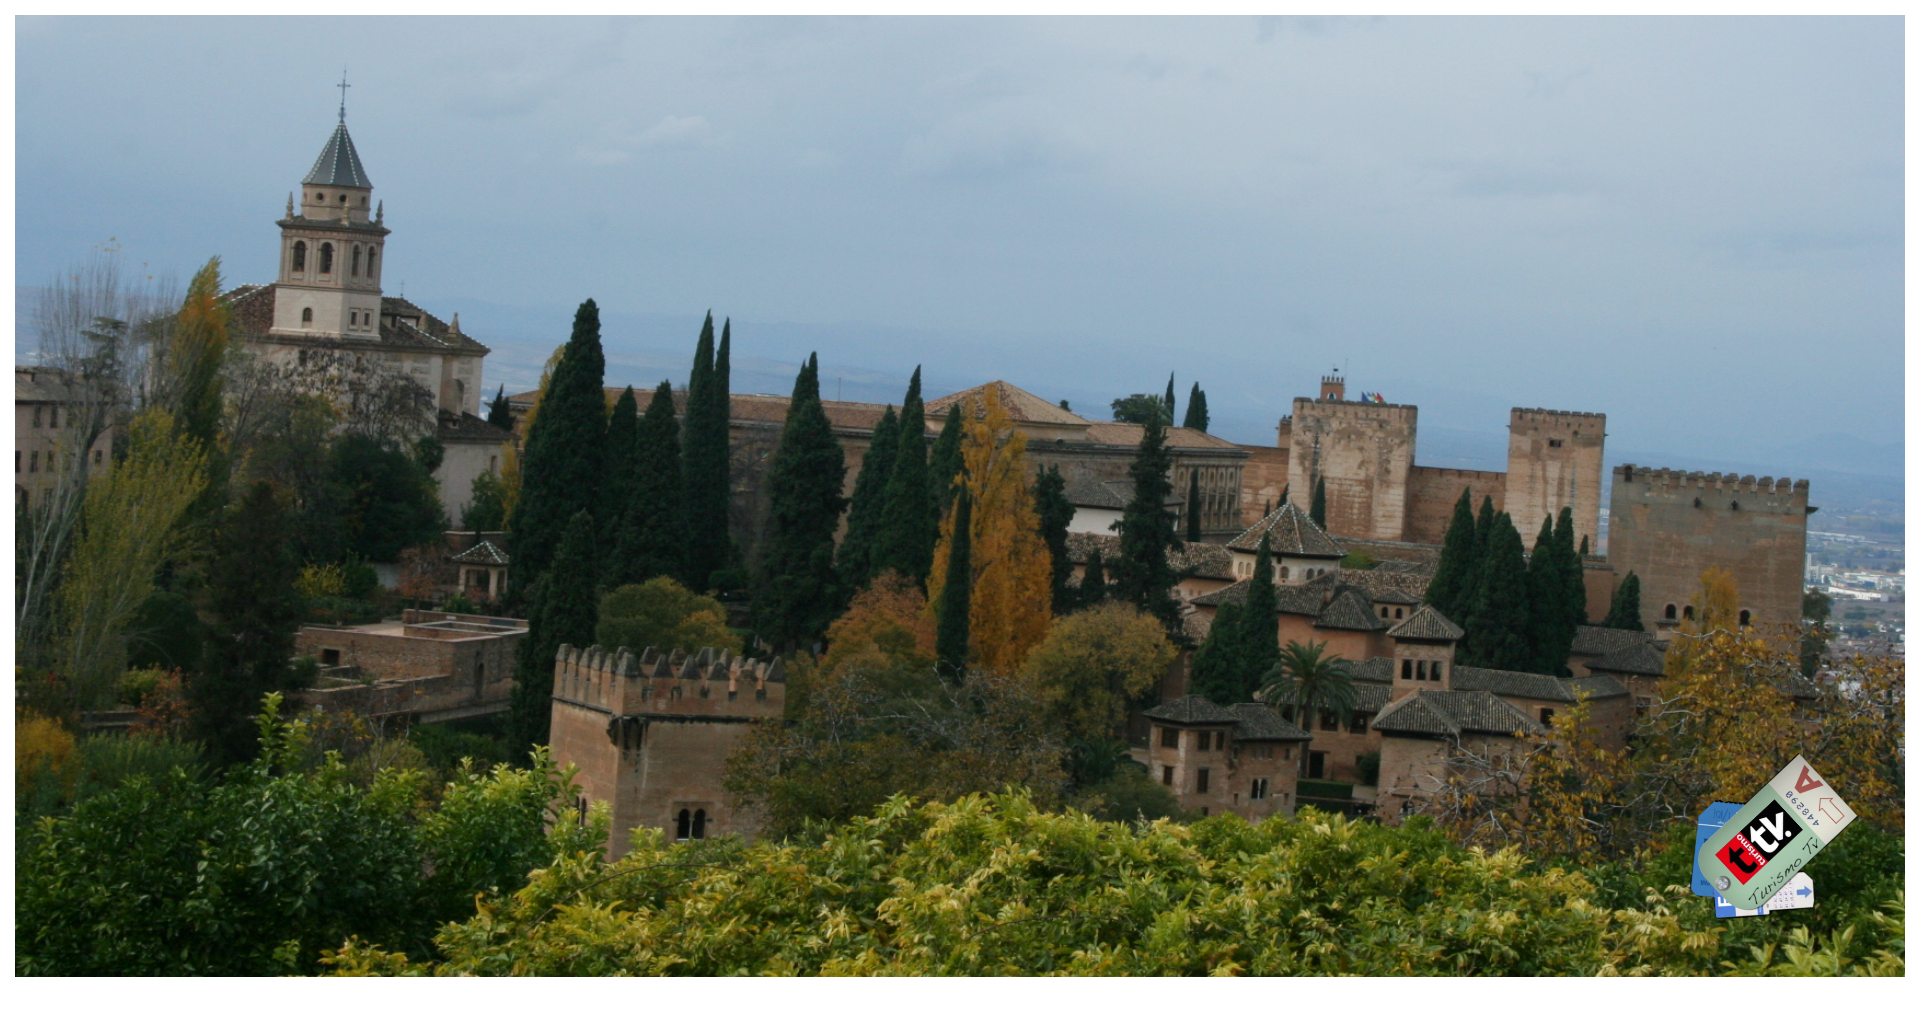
[337,69,350,122]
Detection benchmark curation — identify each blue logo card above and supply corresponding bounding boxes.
[1692,801,1745,898]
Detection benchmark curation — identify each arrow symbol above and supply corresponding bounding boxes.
[1795,766,1825,793]
[1797,887,1813,897]
[1817,797,1844,823]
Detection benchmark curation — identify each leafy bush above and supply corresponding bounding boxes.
[442,593,477,615]
[596,577,741,656]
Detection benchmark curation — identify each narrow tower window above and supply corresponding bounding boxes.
[351,246,361,277]
[366,247,377,278]
[302,308,313,325]
[291,240,307,272]
[319,242,334,274]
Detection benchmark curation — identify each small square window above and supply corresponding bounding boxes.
[1162,765,1174,786]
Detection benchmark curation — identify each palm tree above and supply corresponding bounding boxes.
[1259,639,1356,781]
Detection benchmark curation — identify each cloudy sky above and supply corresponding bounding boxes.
[15,16,1904,484]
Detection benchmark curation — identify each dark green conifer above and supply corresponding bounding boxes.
[1462,496,1497,615]
[1310,476,1328,529]
[505,299,605,608]
[934,489,972,677]
[680,313,731,591]
[1078,548,1109,606]
[837,405,899,589]
[597,387,640,551]
[1241,532,1280,681]
[611,381,683,587]
[1557,508,1586,629]
[1185,471,1203,542]
[928,403,965,520]
[1278,483,1289,508]
[1526,515,1572,676]
[512,510,599,756]
[1110,411,1182,633]
[1032,465,1075,614]
[1463,512,1531,671]
[1163,373,1176,421]
[1182,383,1209,433]
[1424,487,1478,623]
[874,368,932,584]
[1189,601,1247,704]
[487,384,516,432]
[1603,572,1645,632]
[188,481,302,766]
[753,355,848,649]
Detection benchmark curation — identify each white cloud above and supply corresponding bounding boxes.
[574,114,726,165]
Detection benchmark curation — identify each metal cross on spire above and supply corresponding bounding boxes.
[337,70,350,121]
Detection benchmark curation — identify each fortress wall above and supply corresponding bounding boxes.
[1238,443,1291,526]
[1506,409,1606,553]
[1607,466,1810,628]
[1286,399,1417,542]
[1402,467,1508,546]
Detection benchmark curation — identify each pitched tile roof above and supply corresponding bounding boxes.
[1583,641,1668,677]
[1170,543,1235,580]
[1142,694,1240,724]
[1081,421,1242,450]
[1227,703,1312,741]
[1372,689,1547,738]
[437,410,515,444]
[925,380,1089,426]
[1226,501,1344,557]
[304,120,373,188]
[1348,657,1396,683]
[1386,605,1465,642]
[452,540,509,566]
[1062,477,1182,511]
[1450,665,1630,702]
[1571,625,1658,657]
[1315,589,1384,631]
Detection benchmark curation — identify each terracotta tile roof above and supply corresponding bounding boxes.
[1081,421,1242,450]
[1143,694,1240,724]
[1386,605,1465,642]
[14,366,103,405]
[1372,689,1546,738]
[438,410,515,444]
[1450,666,1629,703]
[1062,477,1179,511]
[1226,703,1312,741]
[1171,543,1234,580]
[1335,567,1438,601]
[1374,558,1438,574]
[1584,641,1668,677]
[1348,657,1396,683]
[1315,589,1385,632]
[1064,532,1121,562]
[1226,502,1344,557]
[925,381,1088,426]
[218,284,490,356]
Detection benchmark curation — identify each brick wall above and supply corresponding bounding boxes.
[1607,466,1810,627]
[1285,398,1418,541]
[1238,443,1291,527]
[1402,466,1507,546]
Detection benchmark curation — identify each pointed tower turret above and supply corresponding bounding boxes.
[271,111,391,342]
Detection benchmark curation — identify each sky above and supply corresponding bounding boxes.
[14,15,1905,488]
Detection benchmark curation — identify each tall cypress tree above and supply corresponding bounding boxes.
[1185,471,1203,542]
[1078,548,1109,606]
[505,299,606,609]
[935,488,972,677]
[680,313,731,590]
[1556,507,1586,629]
[928,402,965,521]
[1182,382,1209,432]
[1278,483,1289,508]
[1032,464,1075,614]
[874,368,932,584]
[1603,571,1645,632]
[1462,496,1497,618]
[611,381,683,587]
[1163,373,1177,422]
[1526,515,1571,676]
[1241,532,1280,681]
[487,384,516,432]
[753,354,848,649]
[1190,601,1247,704]
[1310,476,1328,529]
[838,405,899,589]
[1424,487,1478,623]
[1110,411,1182,633]
[597,387,640,551]
[189,481,302,766]
[512,509,599,756]
[1463,512,1531,671]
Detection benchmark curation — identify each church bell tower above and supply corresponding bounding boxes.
[270,94,391,342]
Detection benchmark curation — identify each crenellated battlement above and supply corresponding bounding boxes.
[1614,464,1810,497]
[1511,407,1606,425]
[552,642,786,718]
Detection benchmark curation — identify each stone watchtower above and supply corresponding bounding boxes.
[1505,408,1606,553]
[270,105,391,343]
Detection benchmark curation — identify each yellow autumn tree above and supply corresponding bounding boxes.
[926,390,1053,674]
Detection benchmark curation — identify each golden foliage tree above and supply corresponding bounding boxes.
[925,389,1053,674]
[819,570,937,682]
[51,410,209,706]
[1021,601,1176,741]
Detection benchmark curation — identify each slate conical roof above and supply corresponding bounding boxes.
[303,121,373,188]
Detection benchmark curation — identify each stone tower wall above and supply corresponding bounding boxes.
[1285,397,1417,542]
[1505,408,1606,553]
[1401,467,1508,546]
[1606,465,1810,629]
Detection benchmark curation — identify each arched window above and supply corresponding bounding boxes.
[291,240,307,272]
[675,809,691,840]
[351,246,361,277]
[1664,604,1678,620]
[692,809,707,839]
[1683,605,1695,621]
[1738,610,1751,628]
[301,308,313,325]
[319,242,334,274]
[366,247,377,278]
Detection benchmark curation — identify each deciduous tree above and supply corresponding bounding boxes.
[595,576,741,657]
[1022,601,1176,742]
